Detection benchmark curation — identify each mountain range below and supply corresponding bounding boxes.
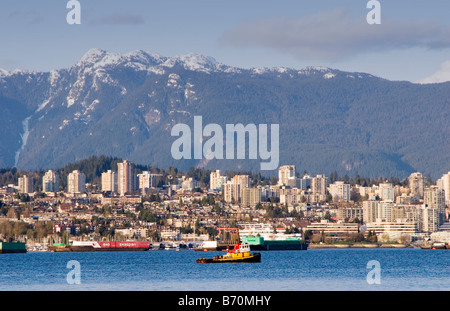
[0,48,449,179]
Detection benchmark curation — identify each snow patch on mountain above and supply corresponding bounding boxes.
[59,119,70,130]
[14,116,32,167]
[0,69,10,82]
[323,72,336,79]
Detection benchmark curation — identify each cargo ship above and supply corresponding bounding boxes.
[0,242,27,254]
[49,241,151,252]
[197,242,261,263]
[242,236,308,251]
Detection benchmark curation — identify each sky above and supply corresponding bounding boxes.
[1,0,450,83]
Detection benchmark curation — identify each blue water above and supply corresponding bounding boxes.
[0,249,448,291]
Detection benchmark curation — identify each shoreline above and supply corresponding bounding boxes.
[308,243,413,249]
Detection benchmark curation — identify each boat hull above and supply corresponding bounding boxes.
[242,236,308,251]
[50,246,150,252]
[0,242,27,254]
[49,241,151,252]
[197,252,261,263]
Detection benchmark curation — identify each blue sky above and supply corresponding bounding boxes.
[1,0,450,83]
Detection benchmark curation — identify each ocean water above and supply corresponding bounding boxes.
[0,248,448,291]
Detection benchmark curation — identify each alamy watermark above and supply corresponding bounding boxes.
[66,0,81,25]
[367,0,381,25]
[66,1,380,26]
[66,260,81,285]
[171,116,279,171]
[366,260,381,284]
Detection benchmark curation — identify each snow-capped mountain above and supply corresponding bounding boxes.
[0,49,449,179]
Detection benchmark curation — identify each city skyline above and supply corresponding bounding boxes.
[5,164,450,240]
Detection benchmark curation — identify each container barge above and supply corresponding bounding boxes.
[242,236,308,251]
[49,241,151,252]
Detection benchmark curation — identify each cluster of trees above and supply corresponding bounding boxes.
[262,203,303,220]
[0,220,53,243]
[328,170,433,187]
[309,230,379,244]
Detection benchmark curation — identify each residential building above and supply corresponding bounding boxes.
[179,176,199,191]
[279,186,306,205]
[18,175,33,194]
[378,182,394,202]
[337,206,363,221]
[311,174,328,196]
[379,201,395,222]
[42,170,59,193]
[241,187,262,207]
[232,174,250,189]
[437,171,450,207]
[223,174,250,203]
[418,206,440,233]
[117,160,137,196]
[224,181,240,203]
[101,170,118,193]
[278,165,296,187]
[299,174,311,190]
[408,172,424,198]
[67,170,86,193]
[424,186,445,225]
[330,181,350,202]
[137,171,161,192]
[210,169,227,190]
[363,199,379,224]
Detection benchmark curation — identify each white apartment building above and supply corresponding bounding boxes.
[117,160,137,196]
[278,165,296,187]
[418,206,440,233]
[67,170,86,193]
[424,186,445,224]
[42,170,59,193]
[18,175,33,194]
[330,181,350,202]
[378,182,394,202]
[437,171,450,207]
[224,174,251,203]
[179,176,199,191]
[279,187,305,205]
[224,181,240,203]
[101,170,118,193]
[210,169,227,190]
[137,171,161,192]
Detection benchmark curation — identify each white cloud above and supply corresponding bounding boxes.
[221,8,450,62]
[418,61,450,84]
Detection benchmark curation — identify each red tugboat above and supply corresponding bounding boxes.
[196,242,261,263]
